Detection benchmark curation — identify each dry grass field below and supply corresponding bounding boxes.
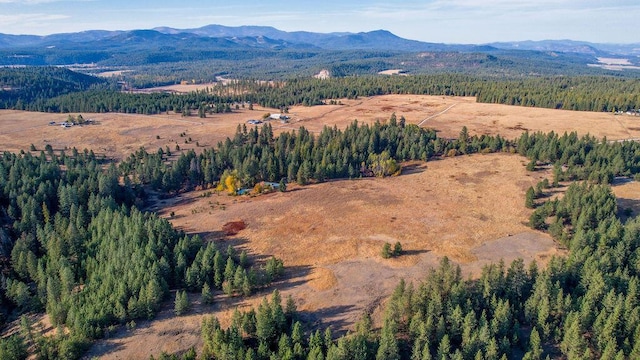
[613,180,640,220]
[1,94,638,161]
[86,153,567,359]
[0,107,270,161]
[2,95,637,358]
[129,83,220,94]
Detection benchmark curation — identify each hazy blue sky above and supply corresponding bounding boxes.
[0,0,638,44]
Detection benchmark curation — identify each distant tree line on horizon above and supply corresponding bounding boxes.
[2,68,640,114]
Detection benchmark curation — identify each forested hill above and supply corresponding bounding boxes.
[2,26,639,77]
[0,67,106,108]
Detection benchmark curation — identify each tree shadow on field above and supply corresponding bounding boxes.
[401,162,427,175]
[298,304,357,336]
[250,265,313,297]
[617,197,640,223]
[188,230,227,241]
[402,248,430,256]
[84,340,126,359]
[145,191,199,213]
[279,265,313,288]
[208,235,250,249]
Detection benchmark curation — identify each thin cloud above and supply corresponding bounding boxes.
[359,0,639,19]
[0,13,69,25]
[0,0,44,3]
[0,0,92,3]
[192,11,320,24]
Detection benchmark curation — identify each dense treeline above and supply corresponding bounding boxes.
[118,117,511,193]
[0,148,283,358]
[12,73,640,114]
[240,75,484,108]
[476,76,640,111]
[242,75,640,112]
[29,89,234,115]
[119,114,640,198]
[0,67,105,109]
[516,131,640,184]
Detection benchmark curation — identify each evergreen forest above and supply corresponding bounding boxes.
[2,69,640,114]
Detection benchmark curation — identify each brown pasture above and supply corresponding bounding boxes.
[613,180,640,221]
[2,95,635,358]
[128,83,220,94]
[85,153,567,359]
[1,94,638,161]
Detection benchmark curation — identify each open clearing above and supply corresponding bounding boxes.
[588,57,640,71]
[129,83,219,94]
[378,69,406,75]
[1,95,631,358]
[86,153,565,359]
[613,179,640,220]
[1,94,638,162]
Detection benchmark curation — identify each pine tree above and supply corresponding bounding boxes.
[525,186,536,209]
[224,256,236,283]
[381,243,392,259]
[285,294,297,323]
[201,283,214,305]
[393,241,403,257]
[256,297,275,345]
[242,274,252,297]
[560,313,587,360]
[437,334,451,360]
[174,290,189,316]
[523,327,543,360]
[376,318,400,360]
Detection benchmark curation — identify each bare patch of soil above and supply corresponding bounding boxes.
[222,220,246,236]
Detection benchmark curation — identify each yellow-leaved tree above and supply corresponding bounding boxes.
[368,151,401,177]
[217,169,242,195]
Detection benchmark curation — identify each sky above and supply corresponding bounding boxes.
[0,0,639,44]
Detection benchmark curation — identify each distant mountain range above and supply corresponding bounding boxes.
[151,25,494,53]
[0,24,638,56]
[487,40,640,57]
